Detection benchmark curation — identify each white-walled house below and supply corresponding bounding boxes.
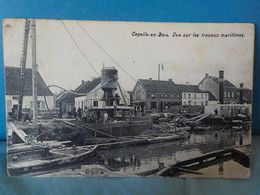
[74,77,130,110]
[182,92,209,106]
[5,66,54,113]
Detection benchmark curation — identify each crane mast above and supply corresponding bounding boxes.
[18,19,30,121]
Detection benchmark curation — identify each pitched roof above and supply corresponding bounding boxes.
[234,88,252,102]
[138,79,217,101]
[205,76,236,88]
[57,91,73,102]
[75,77,101,97]
[138,79,176,93]
[5,66,53,96]
[174,84,205,94]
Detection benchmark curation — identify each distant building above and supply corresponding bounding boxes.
[74,77,130,110]
[198,73,252,104]
[132,78,181,112]
[56,80,91,115]
[74,77,102,109]
[198,73,237,104]
[178,84,211,106]
[127,91,134,106]
[132,78,216,112]
[238,88,252,104]
[5,66,54,113]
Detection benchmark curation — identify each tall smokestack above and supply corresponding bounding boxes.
[240,83,244,104]
[219,70,224,104]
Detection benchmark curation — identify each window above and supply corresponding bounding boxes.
[171,95,174,97]
[93,100,98,107]
[201,94,203,98]
[188,100,192,105]
[201,102,204,106]
[151,102,157,109]
[165,94,168,97]
[164,101,169,109]
[231,91,234,98]
[194,94,196,99]
[160,94,164,97]
[205,94,207,99]
[205,100,208,105]
[188,94,191,98]
[184,93,186,98]
[183,101,186,105]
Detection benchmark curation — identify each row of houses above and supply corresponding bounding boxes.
[132,73,252,112]
[5,66,252,116]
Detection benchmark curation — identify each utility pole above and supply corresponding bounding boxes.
[18,19,30,121]
[31,19,38,126]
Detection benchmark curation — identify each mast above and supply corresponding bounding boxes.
[18,19,30,121]
[31,19,38,125]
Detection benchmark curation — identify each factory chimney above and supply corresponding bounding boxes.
[240,83,244,104]
[219,70,224,104]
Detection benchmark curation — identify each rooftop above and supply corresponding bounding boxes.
[5,66,53,96]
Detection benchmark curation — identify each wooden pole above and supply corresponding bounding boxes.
[18,19,30,121]
[31,19,38,126]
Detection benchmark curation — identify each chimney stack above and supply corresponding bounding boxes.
[219,70,224,104]
[205,73,209,77]
[82,80,84,84]
[240,83,244,104]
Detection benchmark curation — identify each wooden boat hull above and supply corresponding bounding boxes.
[8,145,97,176]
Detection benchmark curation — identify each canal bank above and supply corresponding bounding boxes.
[13,125,250,177]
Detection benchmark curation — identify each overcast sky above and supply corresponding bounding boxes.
[3,19,254,93]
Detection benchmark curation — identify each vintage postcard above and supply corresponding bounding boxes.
[3,19,254,177]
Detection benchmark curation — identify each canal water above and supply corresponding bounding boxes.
[94,125,251,177]
[26,125,251,177]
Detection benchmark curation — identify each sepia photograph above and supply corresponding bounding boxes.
[3,19,254,177]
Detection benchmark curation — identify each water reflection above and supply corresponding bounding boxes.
[96,125,251,176]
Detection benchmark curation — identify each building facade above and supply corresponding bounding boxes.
[132,79,181,112]
[132,78,218,113]
[182,91,209,106]
[74,78,130,110]
[198,73,237,104]
[5,66,54,113]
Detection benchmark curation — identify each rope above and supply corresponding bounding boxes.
[43,80,112,118]
[61,20,100,76]
[77,21,138,83]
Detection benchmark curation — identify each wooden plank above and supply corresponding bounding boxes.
[9,123,28,143]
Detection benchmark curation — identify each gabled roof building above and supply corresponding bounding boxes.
[132,78,215,112]
[198,73,251,104]
[5,66,54,112]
